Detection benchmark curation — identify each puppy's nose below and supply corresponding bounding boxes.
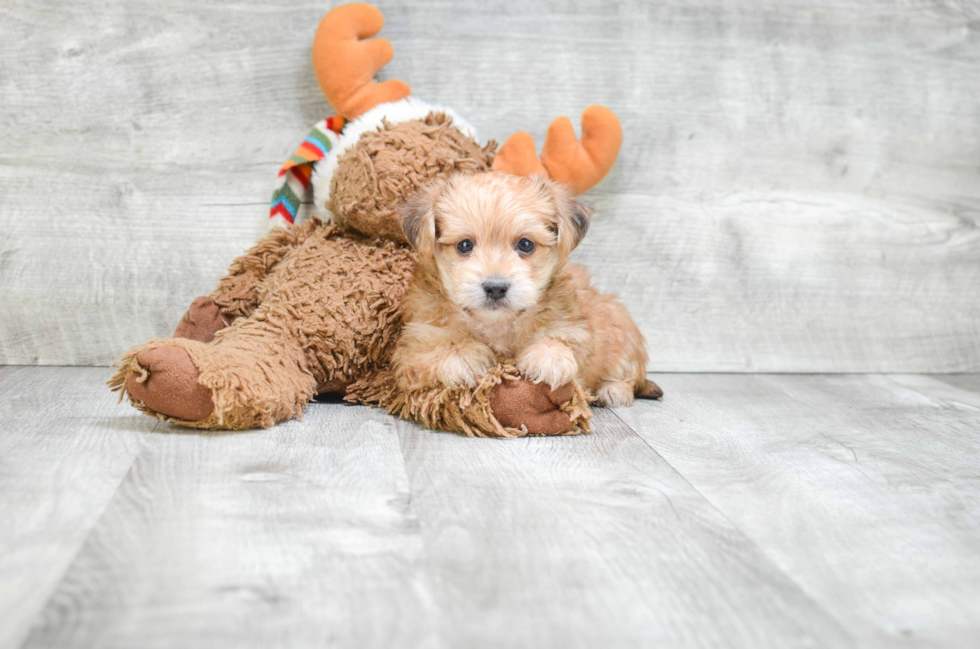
[482,279,510,301]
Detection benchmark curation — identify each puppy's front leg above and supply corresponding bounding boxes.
[430,341,496,388]
[517,338,579,390]
[395,323,495,390]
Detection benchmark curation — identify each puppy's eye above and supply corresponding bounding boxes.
[516,238,535,254]
[456,239,474,255]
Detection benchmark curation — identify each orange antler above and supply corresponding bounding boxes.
[312,3,411,120]
[492,105,623,194]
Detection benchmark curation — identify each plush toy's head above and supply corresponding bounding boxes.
[327,112,495,242]
[303,2,622,242]
[305,2,492,242]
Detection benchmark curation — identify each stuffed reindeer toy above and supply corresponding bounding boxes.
[111,2,637,437]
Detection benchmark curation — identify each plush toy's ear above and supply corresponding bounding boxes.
[400,182,443,259]
[536,176,593,257]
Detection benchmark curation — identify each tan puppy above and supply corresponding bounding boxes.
[395,172,660,407]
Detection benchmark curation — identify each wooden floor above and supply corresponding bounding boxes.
[0,367,977,648]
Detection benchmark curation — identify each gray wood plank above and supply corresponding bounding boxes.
[614,373,980,647]
[392,409,854,648]
[2,1,980,370]
[0,367,148,649]
[6,367,980,647]
[13,390,438,649]
[931,373,980,395]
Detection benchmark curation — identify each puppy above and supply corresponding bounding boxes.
[394,171,660,407]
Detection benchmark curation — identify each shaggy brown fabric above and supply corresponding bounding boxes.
[111,335,306,430]
[330,114,496,242]
[110,221,417,429]
[211,218,323,320]
[346,361,593,438]
[173,296,231,343]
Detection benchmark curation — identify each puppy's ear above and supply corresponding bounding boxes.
[400,182,443,258]
[545,179,593,257]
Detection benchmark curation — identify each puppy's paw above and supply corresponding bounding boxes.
[436,349,494,388]
[517,340,579,390]
[595,380,635,408]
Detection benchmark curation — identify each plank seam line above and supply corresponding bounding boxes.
[387,417,447,645]
[605,406,859,644]
[14,420,160,649]
[880,373,980,410]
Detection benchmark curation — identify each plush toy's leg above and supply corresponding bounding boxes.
[488,379,581,436]
[346,361,593,438]
[111,227,417,430]
[112,313,319,430]
[111,287,322,430]
[119,220,327,424]
[122,345,215,421]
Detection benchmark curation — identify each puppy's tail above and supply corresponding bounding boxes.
[636,379,664,400]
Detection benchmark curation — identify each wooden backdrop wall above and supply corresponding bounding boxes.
[1,0,978,371]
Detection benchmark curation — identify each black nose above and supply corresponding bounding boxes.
[482,280,510,301]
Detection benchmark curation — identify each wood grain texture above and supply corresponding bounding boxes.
[0,367,151,649]
[615,373,980,647]
[3,367,980,647]
[1,0,979,370]
[17,397,437,649]
[393,408,854,648]
[933,373,980,395]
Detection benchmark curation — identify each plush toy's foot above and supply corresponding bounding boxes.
[346,361,592,438]
[174,296,230,343]
[125,346,214,422]
[111,334,318,431]
[489,379,576,436]
[316,378,349,396]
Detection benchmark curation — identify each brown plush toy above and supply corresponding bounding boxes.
[109,3,624,437]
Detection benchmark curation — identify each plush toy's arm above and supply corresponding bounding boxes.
[345,361,593,438]
[209,218,323,320]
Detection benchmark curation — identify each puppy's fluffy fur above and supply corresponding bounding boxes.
[395,172,652,407]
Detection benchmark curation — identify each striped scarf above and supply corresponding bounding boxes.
[270,115,346,225]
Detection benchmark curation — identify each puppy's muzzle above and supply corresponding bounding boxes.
[482,279,510,303]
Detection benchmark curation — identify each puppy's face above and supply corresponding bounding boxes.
[401,172,592,321]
